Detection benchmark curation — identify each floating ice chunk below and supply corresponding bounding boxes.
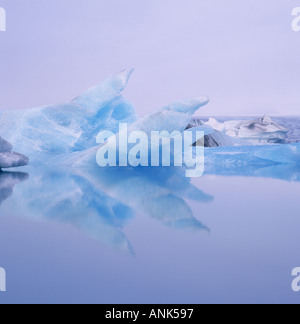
[204,118,225,132]
[205,115,289,145]
[199,130,242,147]
[234,116,289,144]
[187,119,245,147]
[0,152,29,169]
[0,136,29,169]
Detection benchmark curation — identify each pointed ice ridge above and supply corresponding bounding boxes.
[161,97,210,114]
[73,69,134,113]
[0,70,137,164]
[66,95,210,168]
[130,96,210,136]
[0,69,210,166]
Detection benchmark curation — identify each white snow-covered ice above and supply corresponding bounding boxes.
[204,115,289,144]
[187,119,246,147]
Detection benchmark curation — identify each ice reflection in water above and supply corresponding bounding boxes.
[0,166,213,254]
[2,146,299,256]
[0,171,29,205]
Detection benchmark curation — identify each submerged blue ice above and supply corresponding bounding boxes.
[204,142,300,181]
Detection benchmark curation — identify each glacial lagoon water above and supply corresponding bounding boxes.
[0,116,299,304]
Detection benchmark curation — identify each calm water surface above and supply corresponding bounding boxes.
[0,116,299,304]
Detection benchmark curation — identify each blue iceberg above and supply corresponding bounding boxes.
[0,69,137,163]
[0,69,298,179]
[0,69,210,167]
[1,69,300,255]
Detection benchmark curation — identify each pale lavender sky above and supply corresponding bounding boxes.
[0,0,299,116]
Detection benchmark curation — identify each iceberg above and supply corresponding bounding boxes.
[205,116,289,144]
[0,68,296,175]
[0,69,210,167]
[2,67,300,257]
[0,69,137,164]
[66,96,210,168]
[0,136,29,169]
[187,119,244,147]
[0,152,29,169]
